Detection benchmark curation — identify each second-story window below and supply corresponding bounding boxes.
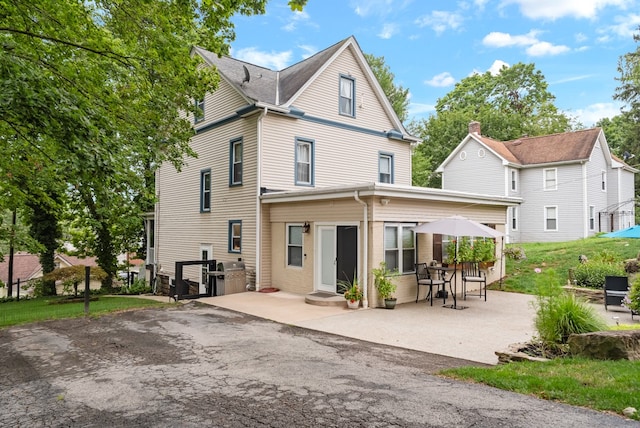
[511,169,518,192]
[230,138,243,186]
[379,152,393,183]
[295,138,314,186]
[543,168,557,191]
[601,170,607,191]
[339,75,355,117]
[200,169,211,212]
[195,98,205,123]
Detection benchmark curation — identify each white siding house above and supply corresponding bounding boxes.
[153,38,519,307]
[437,122,637,243]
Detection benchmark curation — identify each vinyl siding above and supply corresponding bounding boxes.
[441,139,505,195]
[156,115,259,281]
[518,164,585,242]
[260,113,412,190]
[293,45,397,133]
[586,144,609,235]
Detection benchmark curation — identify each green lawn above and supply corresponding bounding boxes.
[447,237,640,420]
[0,295,167,328]
[498,236,639,294]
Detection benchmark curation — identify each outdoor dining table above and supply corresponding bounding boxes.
[428,265,466,310]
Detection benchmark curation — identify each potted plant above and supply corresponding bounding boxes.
[338,277,362,309]
[372,261,398,309]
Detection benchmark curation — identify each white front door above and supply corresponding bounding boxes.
[317,226,336,293]
[200,245,212,295]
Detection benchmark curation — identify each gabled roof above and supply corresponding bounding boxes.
[0,252,98,284]
[192,36,416,142]
[501,128,602,166]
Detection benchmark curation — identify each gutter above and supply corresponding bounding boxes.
[255,107,267,290]
[353,191,369,308]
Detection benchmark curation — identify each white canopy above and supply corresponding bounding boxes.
[412,215,503,238]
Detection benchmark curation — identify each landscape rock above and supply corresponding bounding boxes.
[567,330,640,360]
[623,407,637,418]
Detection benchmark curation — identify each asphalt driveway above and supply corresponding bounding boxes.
[0,303,635,427]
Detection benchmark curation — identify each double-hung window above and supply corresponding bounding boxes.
[287,225,303,267]
[230,138,243,186]
[511,169,518,192]
[511,206,518,230]
[339,75,355,117]
[200,169,211,212]
[543,168,557,191]
[295,138,314,186]
[601,170,607,191]
[229,220,241,253]
[384,223,416,274]
[589,206,595,230]
[379,152,393,184]
[544,206,558,231]
[194,98,205,123]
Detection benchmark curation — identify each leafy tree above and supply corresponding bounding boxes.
[1,0,307,288]
[410,63,573,187]
[365,53,410,122]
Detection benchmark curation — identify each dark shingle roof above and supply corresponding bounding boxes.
[193,37,351,106]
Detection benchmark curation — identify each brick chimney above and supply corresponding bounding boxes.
[468,121,481,135]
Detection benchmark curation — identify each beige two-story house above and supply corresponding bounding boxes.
[152,37,519,307]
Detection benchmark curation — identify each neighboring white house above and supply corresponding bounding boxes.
[152,37,519,307]
[437,122,637,243]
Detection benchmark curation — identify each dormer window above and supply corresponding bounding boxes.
[339,75,355,117]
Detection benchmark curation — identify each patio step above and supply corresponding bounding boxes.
[305,292,346,307]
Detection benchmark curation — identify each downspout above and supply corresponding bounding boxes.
[354,191,369,308]
[255,107,267,290]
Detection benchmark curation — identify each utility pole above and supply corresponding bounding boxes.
[7,209,16,297]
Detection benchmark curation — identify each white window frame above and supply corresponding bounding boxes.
[295,138,314,186]
[511,206,518,231]
[287,224,304,268]
[230,138,243,186]
[200,244,212,286]
[200,169,211,212]
[378,152,393,184]
[589,206,595,231]
[511,169,518,192]
[228,220,241,253]
[339,75,355,117]
[544,206,558,231]
[384,223,416,274]
[543,168,557,191]
[601,170,607,191]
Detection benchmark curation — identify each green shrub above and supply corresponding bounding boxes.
[533,267,608,345]
[119,279,151,295]
[573,261,625,289]
[624,260,640,273]
[503,246,526,260]
[624,277,640,314]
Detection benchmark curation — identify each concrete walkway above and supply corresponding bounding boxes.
[194,289,635,365]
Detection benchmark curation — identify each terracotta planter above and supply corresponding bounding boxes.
[478,261,495,270]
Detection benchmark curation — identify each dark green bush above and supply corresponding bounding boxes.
[625,260,640,273]
[573,261,625,289]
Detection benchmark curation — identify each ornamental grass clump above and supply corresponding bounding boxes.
[623,276,640,314]
[533,267,608,347]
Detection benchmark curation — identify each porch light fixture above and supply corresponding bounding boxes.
[380,198,390,206]
[303,222,310,233]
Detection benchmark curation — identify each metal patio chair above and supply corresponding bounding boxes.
[415,263,445,306]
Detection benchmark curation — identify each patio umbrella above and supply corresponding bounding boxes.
[412,215,504,309]
[599,225,640,238]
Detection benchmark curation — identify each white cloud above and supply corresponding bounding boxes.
[378,23,398,39]
[501,0,628,20]
[488,60,510,75]
[526,41,570,56]
[572,102,621,126]
[415,11,464,35]
[483,30,540,47]
[282,10,310,32]
[425,72,456,87]
[234,47,292,70]
[483,30,569,56]
[408,102,436,116]
[604,13,640,38]
[298,45,318,59]
[551,74,595,84]
[351,0,396,17]
[575,32,588,43]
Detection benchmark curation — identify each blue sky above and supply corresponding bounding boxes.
[230,0,640,127]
